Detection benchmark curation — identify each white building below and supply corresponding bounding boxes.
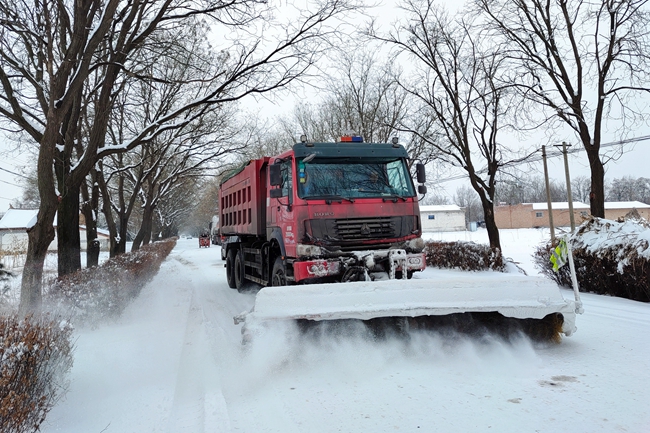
[0,208,38,252]
[0,208,110,252]
[420,205,466,232]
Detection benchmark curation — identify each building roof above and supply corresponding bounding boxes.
[0,208,38,230]
[604,201,650,209]
[419,205,464,213]
[79,226,111,238]
[530,202,589,210]
[528,201,650,211]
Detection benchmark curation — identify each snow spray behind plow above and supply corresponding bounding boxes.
[235,274,580,344]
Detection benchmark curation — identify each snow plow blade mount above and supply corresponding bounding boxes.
[237,274,578,342]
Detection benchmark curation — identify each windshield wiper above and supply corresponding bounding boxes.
[357,189,408,202]
[308,194,355,204]
[382,194,408,202]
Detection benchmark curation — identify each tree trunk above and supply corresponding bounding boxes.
[81,173,101,267]
[81,204,100,268]
[587,151,606,218]
[482,200,501,251]
[469,175,501,251]
[117,218,129,254]
[20,218,56,313]
[57,185,82,276]
[131,205,154,251]
[20,127,59,313]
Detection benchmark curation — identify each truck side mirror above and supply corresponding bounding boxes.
[416,163,426,184]
[418,184,427,194]
[270,189,283,198]
[269,164,282,186]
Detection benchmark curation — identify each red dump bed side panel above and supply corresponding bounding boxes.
[219,158,269,236]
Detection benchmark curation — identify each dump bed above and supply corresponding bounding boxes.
[219,158,269,236]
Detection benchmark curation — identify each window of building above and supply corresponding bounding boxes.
[428,215,435,220]
[535,212,543,218]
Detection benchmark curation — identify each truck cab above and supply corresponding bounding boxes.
[219,136,427,290]
[267,137,426,283]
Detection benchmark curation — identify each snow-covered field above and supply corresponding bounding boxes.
[39,230,650,433]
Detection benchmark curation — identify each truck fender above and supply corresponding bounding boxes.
[267,227,286,258]
[221,235,242,257]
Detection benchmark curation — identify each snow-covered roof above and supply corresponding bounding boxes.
[531,202,589,210]
[604,201,650,209]
[529,201,649,211]
[80,225,111,238]
[420,205,464,213]
[0,208,38,230]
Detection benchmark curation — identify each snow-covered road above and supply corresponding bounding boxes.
[42,235,650,433]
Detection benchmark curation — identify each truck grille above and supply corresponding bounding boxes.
[308,216,414,250]
[335,217,395,240]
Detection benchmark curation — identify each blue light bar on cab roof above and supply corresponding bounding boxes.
[340,135,363,142]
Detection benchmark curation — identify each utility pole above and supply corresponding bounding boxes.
[555,142,576,232]
[542,145,556,242]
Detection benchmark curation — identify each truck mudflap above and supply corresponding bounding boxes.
[292,250,427,282]
[234,274,579,342]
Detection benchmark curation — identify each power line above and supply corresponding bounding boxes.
[0,165,29,179]
[434,135,650,184]
[0,178,22,188]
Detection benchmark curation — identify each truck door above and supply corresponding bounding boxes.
[269,159,296,254]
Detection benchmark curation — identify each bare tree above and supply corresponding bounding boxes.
[475,0,650,218]
[496,174,567,204]
[606,176,650,203]
[130,119,238,251]
[454,185,484,224]
[282,49,439,174]
[572,175,592,204]
[0,0,361,312]
[373,1,526,250]
[283,51,410,145]
[178,179,220,238]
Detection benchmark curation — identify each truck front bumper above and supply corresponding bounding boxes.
[292,250,427,283]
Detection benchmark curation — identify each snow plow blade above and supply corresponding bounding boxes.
[235,274,578,342]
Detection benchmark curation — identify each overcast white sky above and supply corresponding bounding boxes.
[1,0,649,212]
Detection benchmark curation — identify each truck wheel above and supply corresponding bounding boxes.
[226,249,236,289]
[395,270,414,280]
[234,249,246,291]
[271,257,287,286]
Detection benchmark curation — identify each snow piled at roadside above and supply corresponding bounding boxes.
[570,217,650,272]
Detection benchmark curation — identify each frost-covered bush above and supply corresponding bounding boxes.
[534,216,650,302]
[424,240,505,271]
[46,237,177,326]
[0,314,74,433]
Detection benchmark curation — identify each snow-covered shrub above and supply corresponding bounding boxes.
[45,237,177,326]
[534,216,650,302]
[0,314,74,433]
[424,240,505,271]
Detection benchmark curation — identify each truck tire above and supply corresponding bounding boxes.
[271,257,287,286]
[234,249,246,291]
[395,270,414,280]
[226,249,236,289]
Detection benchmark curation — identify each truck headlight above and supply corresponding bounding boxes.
[297,244,323,257]
[407,237,425,252]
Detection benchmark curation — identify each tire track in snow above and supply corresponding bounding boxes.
[166,286,232,433]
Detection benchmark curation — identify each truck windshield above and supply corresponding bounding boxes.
[296,158,416,200]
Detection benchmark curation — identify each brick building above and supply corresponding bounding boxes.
[602,201,650,221]
[495,202,589,229]
[494,201,650,229]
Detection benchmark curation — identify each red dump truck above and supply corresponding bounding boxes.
[221,137,580,343]
[218,136,428,290]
